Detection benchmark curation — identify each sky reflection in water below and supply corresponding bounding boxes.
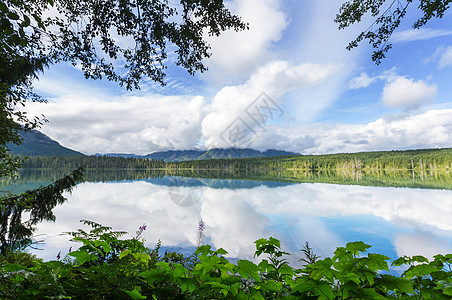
[32,177,452,266]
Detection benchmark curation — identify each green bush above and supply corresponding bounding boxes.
[1,221,451,299]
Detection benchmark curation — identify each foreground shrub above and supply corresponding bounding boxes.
[1,221,451,299]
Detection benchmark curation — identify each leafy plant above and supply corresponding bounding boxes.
[1,222,452,299]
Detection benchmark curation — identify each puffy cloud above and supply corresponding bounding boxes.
[201,60,339,148]
[25,95,207,155]
[248,109,452,154]
[31,180,452,261]
[205,0,288,82]
[381,77,437,110]
[392,28,452,43]
[394,231,452,260]
[28,60,338,154]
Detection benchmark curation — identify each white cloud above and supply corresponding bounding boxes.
[25,95,207,155]
[28,60,339,154]
[348,72,377,89]
[439,46,452,69]
[205,0,288,82]
[31,180,452,261]
[247,109,452,154]
[201,60,339,148]
[381,77,437,110]
[394,231,452,260]
[347,68,399,90]
[392,28,452,43]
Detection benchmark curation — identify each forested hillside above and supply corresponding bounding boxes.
[21,148,452,172]
[7,130,85,157]
[170,148,452,172]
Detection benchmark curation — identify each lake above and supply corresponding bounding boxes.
[2,169,452,268]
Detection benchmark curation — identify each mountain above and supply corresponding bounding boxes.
[117,148,299,161]
[143,150,204,161]
[8,130,85,157]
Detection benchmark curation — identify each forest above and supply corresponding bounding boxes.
[20,148,452,172]
[8,147,451,190]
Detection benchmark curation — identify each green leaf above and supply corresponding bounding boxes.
[376,275,414,294]
[404,264,442,280]
[122,288,146,299]
[310,258,334,281]
[94,240,112,253]
[250,291,265,300]
[3,264,25,272]
[68,250,96,265]
[22,15,30,27]
[237,260,261,282]
[258,280,283,292]
[119,249,132,259]
[0,2,8,12]
[345,241,371,255]
[438,280,452,296]
[313,283,335,299]
[366,253,389,272]
[140,269,166,283]
[7,11,20,20]
[216,248,228,255]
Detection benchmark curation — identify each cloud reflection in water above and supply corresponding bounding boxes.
[33,180,452,262]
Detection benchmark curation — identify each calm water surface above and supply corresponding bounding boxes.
[15,174,452,266]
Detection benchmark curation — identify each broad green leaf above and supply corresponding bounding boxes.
[237,260,261,282]
[404,264,442,279]
[376,275,414,294]
[250,290,265,300]
[216,248,228,255]
[7,12,19,20]
[140,269,166,283]
[310,258,334,281]
[438,280,452,296]
[122,288,146,299]
[366,253,390,272]
[22,15,30,27]
[0,2,8,12]
[3,264,26,272]
[345,241,371,255]
[119,249,132,259]
[258,280,283,292]
[279,263,295,276]
[68,250,96,265]
[94,240,112,253]
[313,283,334,299]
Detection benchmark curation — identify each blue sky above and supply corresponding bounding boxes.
[26,0,452,155]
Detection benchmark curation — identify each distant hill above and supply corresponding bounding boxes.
[102,148,299,161]
[143,150,204,161]
[8,130,85,157]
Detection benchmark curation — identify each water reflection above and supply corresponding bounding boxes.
[25,176,452,265]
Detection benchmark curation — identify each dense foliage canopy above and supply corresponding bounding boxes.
[0,0,246,177]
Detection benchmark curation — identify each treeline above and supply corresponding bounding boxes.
[18,148,452,174]
[21,155,166,169]
[170,148,452,172]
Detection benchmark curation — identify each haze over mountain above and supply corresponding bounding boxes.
[141,148,299,161]
[7,130,85,157]
[100,148,299,162]
[9,129,299,161]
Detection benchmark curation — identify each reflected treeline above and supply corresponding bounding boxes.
[168,168,452,190]
[2,166,452,191]
[0,169,167,195]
